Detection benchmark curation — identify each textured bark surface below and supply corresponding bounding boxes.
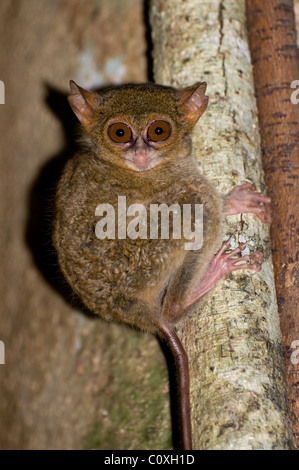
[0,0,172,450]
[247,0,299,448]
[150,0,295,449]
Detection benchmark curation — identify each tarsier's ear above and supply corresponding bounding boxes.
[68,80,99,130]
[178,82,209,128]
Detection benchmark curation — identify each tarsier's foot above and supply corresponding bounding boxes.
[186,237,264,307]
[223,183,272,223]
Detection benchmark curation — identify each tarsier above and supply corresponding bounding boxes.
[53,80,271,450]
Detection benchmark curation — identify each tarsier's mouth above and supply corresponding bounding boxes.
[132,153,151,169]
[123,137,156,171]
[123,153,155,171]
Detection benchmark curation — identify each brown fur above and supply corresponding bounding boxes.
[53,81,222,334]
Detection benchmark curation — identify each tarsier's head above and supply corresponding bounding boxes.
[68,80,209,172]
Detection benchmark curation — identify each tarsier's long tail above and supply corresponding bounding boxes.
[158,323,192,450]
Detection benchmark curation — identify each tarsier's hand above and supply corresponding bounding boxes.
[223,183,272,223]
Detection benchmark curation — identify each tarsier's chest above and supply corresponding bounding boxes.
[58,175,213,288]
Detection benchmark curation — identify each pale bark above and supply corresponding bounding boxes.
[150,0,295,449]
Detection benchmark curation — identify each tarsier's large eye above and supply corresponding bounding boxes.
[108,122,133,144]
[147,120,172,142]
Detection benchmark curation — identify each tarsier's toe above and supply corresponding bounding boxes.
[264,204,272,223]
[223,241,248,259]
[241,182,257,192]
[259,208,272,224]
[250,262,262,272]
[250,250,264,262]
[247,251,264,272]
[219,241,265,276]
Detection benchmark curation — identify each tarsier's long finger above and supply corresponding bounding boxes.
[247,203,272,223]
[224,183,272,223]
[263,202,272,223]
[230,254,252,265]
[216,236,235,257]
[240,183,257,191]
[229,250,264,266]
[250,250,264,261]
[229,261,262,273]
[248,193,271,204]
[223,242,248,258]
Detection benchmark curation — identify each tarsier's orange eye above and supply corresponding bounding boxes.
[147,120,172,142]
[108,122,133,143]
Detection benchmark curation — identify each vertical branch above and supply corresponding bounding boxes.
[247,0,299,447]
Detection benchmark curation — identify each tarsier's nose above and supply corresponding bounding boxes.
[132,137,151,170]
[133,137,149,155]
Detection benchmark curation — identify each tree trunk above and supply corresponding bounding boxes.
[0,0,172,450]
[150,0,295,449]
[246,0,299,448]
